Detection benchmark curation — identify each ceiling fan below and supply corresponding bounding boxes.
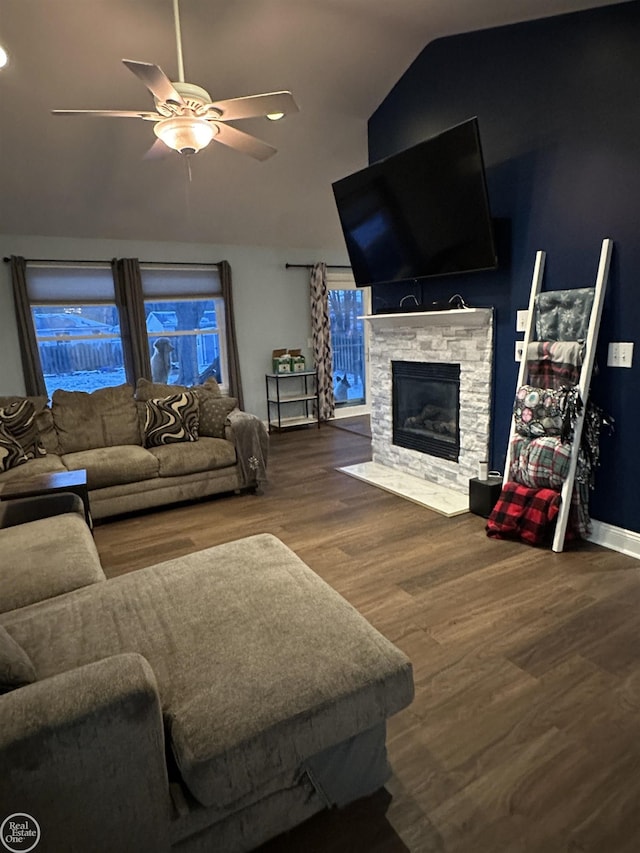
[51,0,298,161]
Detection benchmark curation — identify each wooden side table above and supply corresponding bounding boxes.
[0,469,92,528]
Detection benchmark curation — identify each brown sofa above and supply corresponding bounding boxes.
[0,380,268,520]
[0,499,414,852]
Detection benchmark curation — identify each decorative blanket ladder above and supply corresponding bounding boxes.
[503,238,613,553]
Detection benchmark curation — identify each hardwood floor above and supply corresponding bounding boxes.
[93,426,640,852]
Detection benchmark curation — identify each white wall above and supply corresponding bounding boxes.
[0,234,349,419]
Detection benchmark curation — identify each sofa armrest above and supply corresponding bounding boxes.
[0,492,85,529]
[0,653,171,853]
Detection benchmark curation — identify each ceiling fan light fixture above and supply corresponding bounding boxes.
[154,116,215,154]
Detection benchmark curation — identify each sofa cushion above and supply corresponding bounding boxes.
[135,378,187,401]
[0,424,27,472]
[0,513,105,613]
[0,454,68,486]
[3,534,414,808]
[136,377,223,400]
[61,446,160,490]
[143,393,199,447]
[195,377,222,397]
[148,437,236,477]
[35,407,60,455]
[0,625,36,693]
[52,385,141,453]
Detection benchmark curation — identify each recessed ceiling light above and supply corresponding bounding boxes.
[266,112,285,121]
[0,46,8,69]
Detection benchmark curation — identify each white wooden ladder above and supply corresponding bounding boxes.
[503,238,613,553]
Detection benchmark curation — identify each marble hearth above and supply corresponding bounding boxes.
[340,308,494,515]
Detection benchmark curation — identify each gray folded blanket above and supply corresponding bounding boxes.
[226,410,269,489]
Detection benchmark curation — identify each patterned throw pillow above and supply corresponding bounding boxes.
[194,393,237,438]
[144,392,199,447]
[0,423,27,472]
[0,399,47,459]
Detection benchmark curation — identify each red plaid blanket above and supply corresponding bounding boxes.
[486,481,561,545]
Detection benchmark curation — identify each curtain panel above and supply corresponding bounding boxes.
[310,262,335,421]
[9,255,47,397]
[111,258,152,384]
[219,260,244,410]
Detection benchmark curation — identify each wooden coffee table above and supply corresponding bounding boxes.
[0,468,92,528]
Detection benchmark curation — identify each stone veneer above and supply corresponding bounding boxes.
[368,309,494,494]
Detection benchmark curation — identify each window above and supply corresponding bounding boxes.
[140,265,227,390]
[27,264,125,397]
[327,271,371,413]
[21,261,228,397]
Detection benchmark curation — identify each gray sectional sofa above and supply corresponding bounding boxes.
[0,498,414,852]
[0,380,268,520]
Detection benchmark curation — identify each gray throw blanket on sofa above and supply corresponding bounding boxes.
[227,410,269,490]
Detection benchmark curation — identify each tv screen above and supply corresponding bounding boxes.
[332,117,497,287]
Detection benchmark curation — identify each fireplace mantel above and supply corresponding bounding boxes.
[361,307,493,328]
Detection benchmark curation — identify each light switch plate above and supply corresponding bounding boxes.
[516,310,529,332]
[607,342,634,368]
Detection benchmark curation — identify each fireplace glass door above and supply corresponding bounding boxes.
[392,361,460,462]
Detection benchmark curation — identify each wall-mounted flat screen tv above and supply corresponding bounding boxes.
[332,117,498,287]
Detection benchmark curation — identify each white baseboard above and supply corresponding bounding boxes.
[587,519,640,561]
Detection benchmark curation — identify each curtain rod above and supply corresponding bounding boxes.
[2,257,220,267]
[3,257,348,270]
[285,263,351,270]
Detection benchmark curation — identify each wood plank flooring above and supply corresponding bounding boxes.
[93,426,640,852]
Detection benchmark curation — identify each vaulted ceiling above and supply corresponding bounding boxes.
[0,0,628,249]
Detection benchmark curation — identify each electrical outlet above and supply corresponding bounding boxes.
[607,342,634,368]
[307,338,313,349]
[516,310,529,332]
[515,341,524,362]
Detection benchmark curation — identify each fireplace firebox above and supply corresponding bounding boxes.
[392,361,460,462]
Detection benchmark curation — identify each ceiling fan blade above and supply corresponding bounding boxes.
[209,91,299,121]
[51,109,159,120]
[123,59,185,106]
[212,123,277,161]
[143,138,172,160]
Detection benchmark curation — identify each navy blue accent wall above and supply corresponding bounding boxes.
[368,1,640,533]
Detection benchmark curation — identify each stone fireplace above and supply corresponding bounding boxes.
[367,308,494,495]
